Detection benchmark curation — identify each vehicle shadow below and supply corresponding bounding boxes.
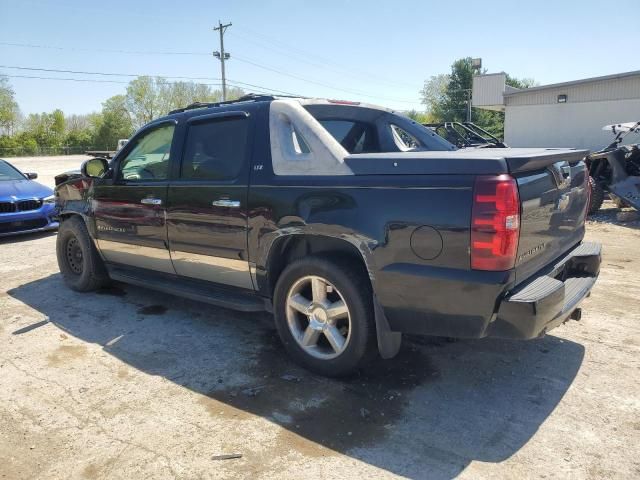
[9,274,585,479]
[0,230,57,245]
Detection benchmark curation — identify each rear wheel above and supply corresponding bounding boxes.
[56,216,109,292]
[588,176,605,214]
[273,257,376,376]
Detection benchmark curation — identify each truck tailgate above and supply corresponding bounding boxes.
[503,148,590,285]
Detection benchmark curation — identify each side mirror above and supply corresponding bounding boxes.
[25,172,38,179]
[81,157,109,178]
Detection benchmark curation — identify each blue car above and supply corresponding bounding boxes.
[0,159,59,237]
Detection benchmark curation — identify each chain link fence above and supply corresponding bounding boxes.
[0,145,111,157]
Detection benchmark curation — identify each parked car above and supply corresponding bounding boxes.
[0,159,58,237]
[53,95,601,376]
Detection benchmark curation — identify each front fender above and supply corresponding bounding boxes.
[54,175,96,236]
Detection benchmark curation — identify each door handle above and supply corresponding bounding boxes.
[212,199,241,208]
[141,198,163,205]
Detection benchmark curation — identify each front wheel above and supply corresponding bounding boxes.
[56,216,110,292]
[273,257,377,377]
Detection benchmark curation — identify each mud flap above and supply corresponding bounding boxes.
[610,176,640,210]
[373,294,402,359]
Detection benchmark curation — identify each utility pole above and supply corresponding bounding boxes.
[213,20,232,101]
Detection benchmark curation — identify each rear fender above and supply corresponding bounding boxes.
[260,229,402,359]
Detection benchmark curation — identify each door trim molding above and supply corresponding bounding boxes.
[96,239,175,274]
[170,249,254,290]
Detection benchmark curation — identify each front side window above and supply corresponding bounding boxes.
[181,118,249,180]
[119,124,175,181]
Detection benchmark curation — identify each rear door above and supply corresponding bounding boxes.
[93,121,176,274]
[167,111,254,290]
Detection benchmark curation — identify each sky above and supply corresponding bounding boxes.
[1,0,638,116]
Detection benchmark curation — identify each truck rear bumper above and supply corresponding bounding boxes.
[486,242,601,339]
[377,241,601,339]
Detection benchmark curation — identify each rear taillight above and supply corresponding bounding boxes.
[471,174,520,271]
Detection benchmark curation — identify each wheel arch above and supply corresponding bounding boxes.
[57,208,96,236]
[263,233,401,360]
[264,234,371,298]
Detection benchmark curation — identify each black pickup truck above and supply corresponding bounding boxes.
[53,95,601,376]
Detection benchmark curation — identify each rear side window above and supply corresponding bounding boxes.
[390,124,421,150]
[318,120,379,154]
[181,118,249,180]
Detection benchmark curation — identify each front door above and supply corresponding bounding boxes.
[93,122,177,274]
[167,111,253,290]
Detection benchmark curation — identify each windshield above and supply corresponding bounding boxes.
[0,160,27,181]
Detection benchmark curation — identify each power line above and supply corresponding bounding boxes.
[0,41,209,56]
[0,41,419,104]
[1,74,130,84]
[232,55,417,103]
[1,62,416,104]
[229,27,419,90]
[0,73,297,95]
[227,30,414,89]
[0,64,221,81]
[0,65,302,96]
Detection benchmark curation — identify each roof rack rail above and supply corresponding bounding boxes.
[168,93,295,114]
[168,93,308,114]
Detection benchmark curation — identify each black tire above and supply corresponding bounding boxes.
[588,176,605,215]
[56,216,110,292]
[273,256,377,377]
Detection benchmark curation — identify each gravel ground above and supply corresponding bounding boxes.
[1,156,639,479]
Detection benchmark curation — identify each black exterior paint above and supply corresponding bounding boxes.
[54,98,600,342]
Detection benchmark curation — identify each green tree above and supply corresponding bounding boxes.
[420,58,534,138]
[23,112,64,148]
[505,74,537,89]
[125,76,244,128]
[125,76,165,128]
[51,109,65,140]
[0,75,245,156]
[64,113,96,150]
[405,109,438,124]
[95,95,133,150]
[0,76,20,135]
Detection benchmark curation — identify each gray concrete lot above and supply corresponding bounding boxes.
[1,156,639,479]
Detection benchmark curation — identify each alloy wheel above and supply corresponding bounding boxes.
[285,275,351,359]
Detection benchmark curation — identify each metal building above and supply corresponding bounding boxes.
[472,70,640,150]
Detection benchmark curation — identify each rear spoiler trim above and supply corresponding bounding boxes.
[506,150,588,174]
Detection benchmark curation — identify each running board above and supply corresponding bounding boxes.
[108,266,267,312]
